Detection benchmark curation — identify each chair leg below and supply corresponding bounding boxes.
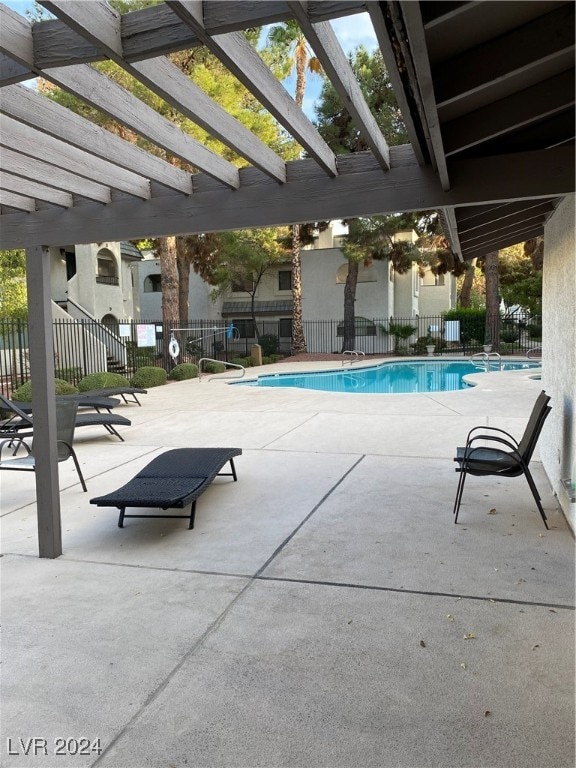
[188,500,197,529]
[523,467,549,529]
[453,467,467,523]
[69,449,87,492]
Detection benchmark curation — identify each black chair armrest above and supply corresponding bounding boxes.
[464,424,520,448]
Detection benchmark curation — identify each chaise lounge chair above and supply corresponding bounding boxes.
[81,387,147,406]
[1,395,131,441]
[90,447,242,528]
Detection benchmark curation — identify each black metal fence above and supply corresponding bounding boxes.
[0,312,542,396]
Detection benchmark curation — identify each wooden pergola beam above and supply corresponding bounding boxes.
[167,0,338,177]
[42,1,287,182]
[1,146,572,250]
[1,84,193,194]
[288,1,390,170]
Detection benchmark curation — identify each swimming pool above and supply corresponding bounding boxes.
[235,359,541,394]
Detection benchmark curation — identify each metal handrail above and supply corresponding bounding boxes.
[526,347,542,360]
[470,352,502,371]
[342,350,366,366]
[198,357,245,382]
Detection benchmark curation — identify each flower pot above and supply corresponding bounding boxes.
[426,345,435,356]
[483,344,492,353]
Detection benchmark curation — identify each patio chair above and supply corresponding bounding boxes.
[0,399,87,491]
[453,390,551,529]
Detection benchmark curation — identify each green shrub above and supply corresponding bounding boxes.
[231,357,254,368]
[169,363,198,381]
[526,323,542,340]
[12,378,79,401]
[500,328,519,343]
[126,341,157,368]
[202,361,226,374]
[131,366,168,388]
[259,334,279,356]
[78,372,131,392]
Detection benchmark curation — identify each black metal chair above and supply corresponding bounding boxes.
[0,399,87,491]
[453,391,551,529]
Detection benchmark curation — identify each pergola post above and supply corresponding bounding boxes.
[25,245,61,558]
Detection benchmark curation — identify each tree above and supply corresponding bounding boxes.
[484,251,500,350]
[267,21,323,355]
[458,259,479,308]
[175,233,221,328]
[314,48,411,350]
[0,250,27,319]
[499,241,543,316]
[210,228,288,338]
[39,9,291,335]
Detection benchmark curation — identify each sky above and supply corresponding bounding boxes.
[3,1,378,119]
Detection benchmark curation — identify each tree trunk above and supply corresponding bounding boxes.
[250,290,259,341]
[484,250,500,350]
[342,260,359,352]
[176,239,190,330]
[459,258,476,307]
[158,236,179,367]
[291,224,307,354]
[290,51,307,356]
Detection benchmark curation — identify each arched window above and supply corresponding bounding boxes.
[96,248,118,285]
[144,274,162,293]
[101,313,118,333]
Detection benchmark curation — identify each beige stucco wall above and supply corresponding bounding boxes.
[541,193,575,531]
[301,248,390,322]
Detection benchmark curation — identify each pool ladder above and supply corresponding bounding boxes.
[470,351,502,371]
[342,350,366,366]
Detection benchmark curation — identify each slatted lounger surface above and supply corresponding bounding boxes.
[90,447,242,528]
[83,387,148,405]
[74,412,131,441]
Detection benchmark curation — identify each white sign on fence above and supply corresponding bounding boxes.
[136,324,156,347]
[119,324,131,337]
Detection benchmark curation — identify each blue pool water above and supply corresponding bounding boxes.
[235,360,541,394]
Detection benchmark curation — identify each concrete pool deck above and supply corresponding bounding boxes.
[1,359,574,768]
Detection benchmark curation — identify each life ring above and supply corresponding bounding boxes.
[168,335,180,361]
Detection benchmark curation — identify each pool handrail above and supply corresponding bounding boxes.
[342,350,366,366]
[198,358,246,382]
[470,351,502,371]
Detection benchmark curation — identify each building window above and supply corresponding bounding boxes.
[233,319,256,338]
[421,271,445,286]
[336,262,377,284]
[65,251,77,281]
[231,278,253,293]
[279,318,292,337]
[278,270,292,291]
[96,250,118,285]
[144,274,162,293]
[336,317,376,336]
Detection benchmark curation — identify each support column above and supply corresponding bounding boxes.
[25,245,61,558]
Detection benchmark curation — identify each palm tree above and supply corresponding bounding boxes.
[267,21,322,355]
